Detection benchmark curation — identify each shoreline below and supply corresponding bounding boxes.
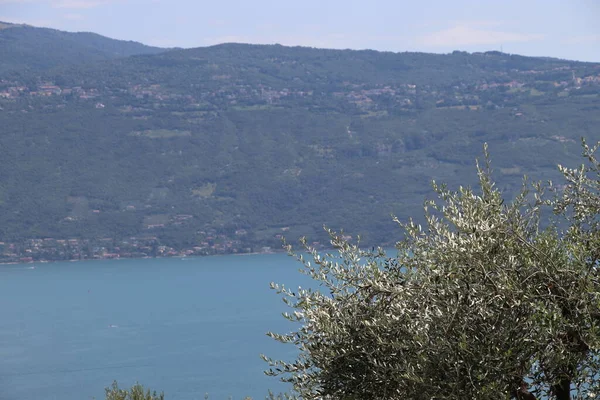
[0,248,291,266]
[0,244,398,266]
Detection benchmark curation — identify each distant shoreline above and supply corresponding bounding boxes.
[0,248,290,266]
[0,244,397,266]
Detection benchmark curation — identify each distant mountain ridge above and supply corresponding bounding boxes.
[0,21,167,74]
[0,24,599,262]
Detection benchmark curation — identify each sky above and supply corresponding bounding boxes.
[1,0,599,62]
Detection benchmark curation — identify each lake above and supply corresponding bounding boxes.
[0,253,316,400]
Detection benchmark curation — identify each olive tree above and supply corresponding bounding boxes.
[263,141,600,400]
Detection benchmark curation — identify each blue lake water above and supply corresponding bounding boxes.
[0,253,316,400]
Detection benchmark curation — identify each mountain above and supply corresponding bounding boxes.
[0,21,167,74]
[1,27,599,261]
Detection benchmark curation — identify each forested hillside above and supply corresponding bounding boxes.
[1,27,599,261]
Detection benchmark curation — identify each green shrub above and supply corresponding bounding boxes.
[104,381,164,400]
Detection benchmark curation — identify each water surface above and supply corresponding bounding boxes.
[0,253,312,400]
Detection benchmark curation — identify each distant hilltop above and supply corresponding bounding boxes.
[0,21,167,74]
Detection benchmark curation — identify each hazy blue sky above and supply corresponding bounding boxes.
[1,0,599,62]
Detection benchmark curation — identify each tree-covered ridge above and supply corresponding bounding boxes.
[0,21,167,75]
[0,33,599,262]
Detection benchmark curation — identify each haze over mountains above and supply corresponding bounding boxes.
[1,23,599,261]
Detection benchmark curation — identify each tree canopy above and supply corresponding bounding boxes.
[264,140,600,400]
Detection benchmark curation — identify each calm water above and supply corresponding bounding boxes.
[0,253,315,400]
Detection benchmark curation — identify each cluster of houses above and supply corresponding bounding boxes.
[0,230,259,264]
[0,81,101,99]
[0,221,330,263]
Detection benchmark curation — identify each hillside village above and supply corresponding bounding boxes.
[1,63,599,115]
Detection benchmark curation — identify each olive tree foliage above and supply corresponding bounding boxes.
[263,141,600,400]
[101,382,289,400]
[104,381,164,400]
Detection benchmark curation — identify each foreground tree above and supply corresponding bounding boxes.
[264,141,600,400]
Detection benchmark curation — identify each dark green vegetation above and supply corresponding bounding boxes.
[104,381,164,400]
[1,24,599,261]
[0,21,165,74]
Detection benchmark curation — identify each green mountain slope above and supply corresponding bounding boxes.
[0,21,167,74]
[1,36,599,260]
